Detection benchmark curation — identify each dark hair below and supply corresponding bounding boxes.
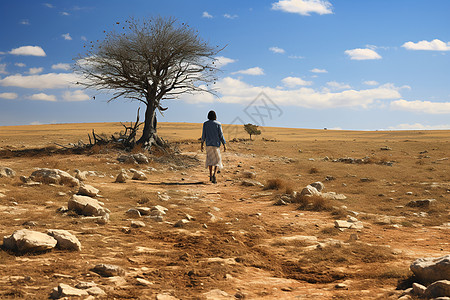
[207,110,217,120]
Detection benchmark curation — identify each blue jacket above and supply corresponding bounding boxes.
[202,120,226,147]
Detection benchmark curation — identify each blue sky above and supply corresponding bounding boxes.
[1,0,449,130]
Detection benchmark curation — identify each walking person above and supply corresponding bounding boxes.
[201,110,226,183]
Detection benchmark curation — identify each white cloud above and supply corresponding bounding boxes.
[282,76,312,87]
[345,48,382,60]
[29,93,57,102]
[182,76,402,109]
[62,33,72,41]
[61,12,70,16]
[0,64,7,74]
[52,63,71,71]
[388,123,450,130]
[81,36,87,41]
[0,73,79,89]
[15,63,26,67]
[9,46,46,57]
[390,99,450,114]
[269,47,286,54]
[44,3,54,8]
[272,0,333,16]
[20,19,30,25]
[0,92,18,99]
[310,68,327,73]
[402,39,450,51]
[214,56,236,68]
[327,81,351,90]
[62,90,90,101]
[232,67,265,76]
[202,11,213,18]
[364,80,379,86]
[288,55,304,59]
[224,14,238,19]
[27,67,44,75]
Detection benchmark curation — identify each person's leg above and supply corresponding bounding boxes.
[208,165,213,181]
[212,166,218,183]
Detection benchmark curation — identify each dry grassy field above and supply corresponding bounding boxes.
[0,122,449,299]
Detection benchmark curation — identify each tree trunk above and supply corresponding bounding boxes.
[137,102,164,148]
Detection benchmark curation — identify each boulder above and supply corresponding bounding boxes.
[91,264,125,277]
[68,195,108,217]
[115,170,127,183]
[410,255,450,284]
[0,167,15,178]
[74,169,88,181]
[77,184,99,197]
[412,282,426,296]
[334,220,353,229]
[47,229,82,251]
[29,168,79,186]
[132,170,147,181]
[424,280,450,298]
[406,199,436,208]
[3,229,57,253]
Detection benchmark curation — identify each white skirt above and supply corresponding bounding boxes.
[205,146,223,169]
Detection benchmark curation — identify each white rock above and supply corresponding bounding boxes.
[156,294,179,300]
[310,181,325,192]
[30,168,79,186]
[131,221,146,228]
[410,255,450,284]
[334,220,353,229]
[174,219,189,227]
[3,229,57,253]
[132,170,147,180]
[0,167,15,178]
[92,264,125,277]
[47,229,82,251]
[68,195,108,217]
[53,283,89,298]
[78,184,99,197]
[300,185,321,197]
[126,208,141,218]
[412,282,426,296]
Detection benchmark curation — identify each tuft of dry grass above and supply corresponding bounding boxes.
[294,194,332,211]
[264,178,284,190]
[309,167,319,174]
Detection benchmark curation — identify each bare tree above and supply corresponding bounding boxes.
[75,16,222,148]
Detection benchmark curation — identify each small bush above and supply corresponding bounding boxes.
[309,167,319,174]
[264,179,284,190]
[294,194,331,211]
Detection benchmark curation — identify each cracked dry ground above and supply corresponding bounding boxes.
[0,123,449,299]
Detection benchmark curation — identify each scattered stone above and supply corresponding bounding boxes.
[3,229,57,253]
[374,215,392,225]
[334,220,353,229]
[115,170,128,183]
[185,214,195,221]
[85,286,106,296]
[203,289,233,300]
[412,282,426,296]
[47,229,82,251]
[77,184,99,197]
[132,153,149,164]
[132,170,147,181]
[241,179,264,187]
[410,255,450,284]
[380,146,392,150]
[310,181,325,192]
[335,283,348,289]
[406,199,436,208]
[174,219,189,227]
[75,281,97,289]
[300,185,321,197]
[274,199,288,206]
[360,178,372,182]
[242,171,256,179]
[136,207,151,215]
[29,168,79,186]
[68,195,108,217]
[74,169,88,181]
[136,278,153,286]
[156,294,179,300]
[51,283,89,298]
[131,220,146,228]
[406,191,413,195]
[91,264,125,277]
[424,280,450,298]
[157,193,171,201]
[325,175,335,181]
[126,208,141,218]
[22,220,38,227]
[0,167,15,178]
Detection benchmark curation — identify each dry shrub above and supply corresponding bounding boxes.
[319,226,340,236]
[285,185,294,195]
[294,194,331,211]
[309,167,319,174]
[264,178,284,190]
